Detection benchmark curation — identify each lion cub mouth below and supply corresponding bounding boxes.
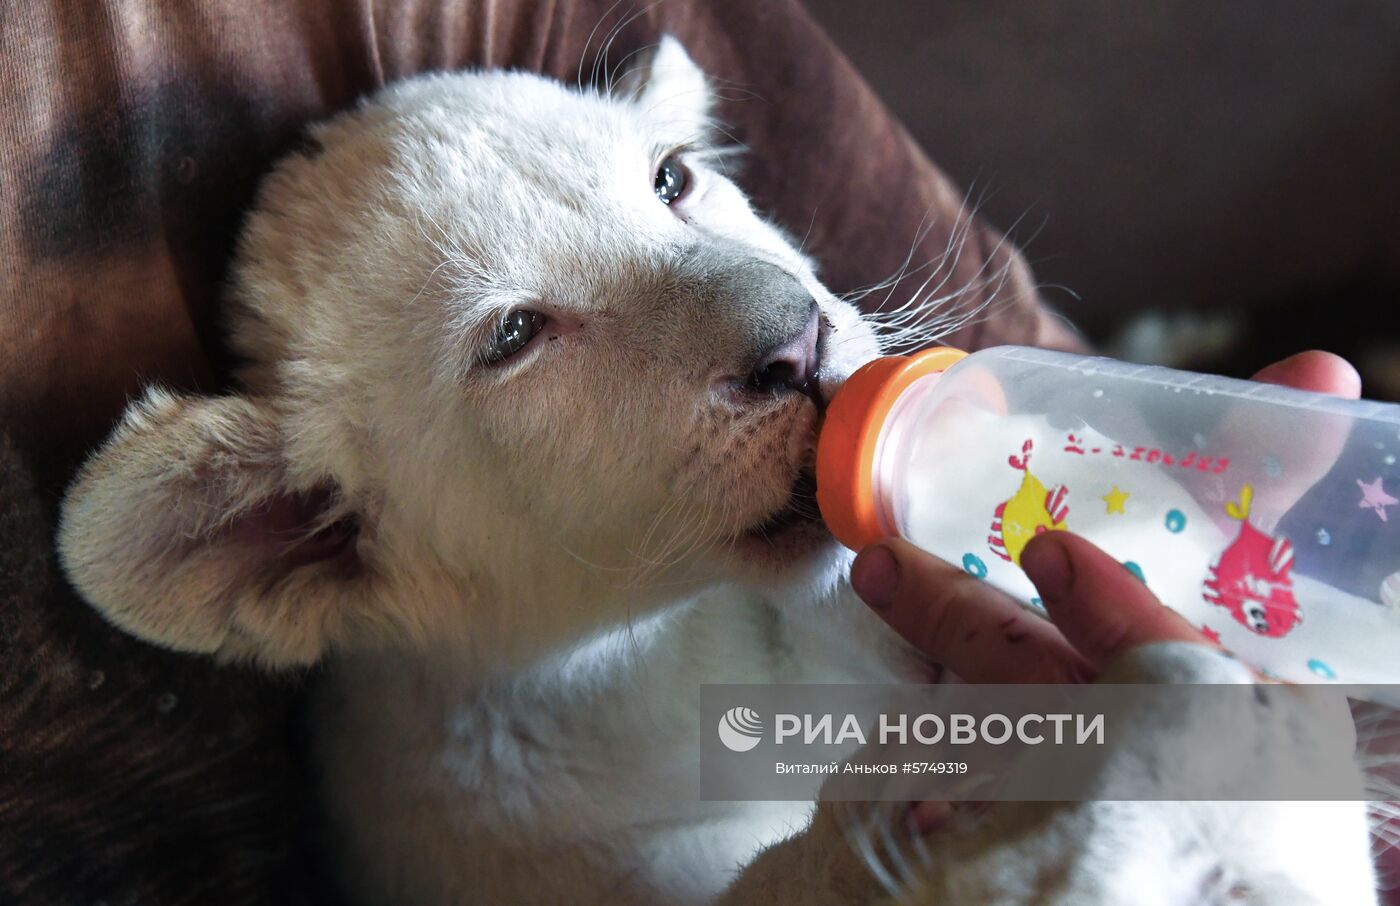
[734,466,832,565]
[749,468,820,536]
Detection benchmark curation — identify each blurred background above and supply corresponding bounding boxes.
[803,0,1400,397]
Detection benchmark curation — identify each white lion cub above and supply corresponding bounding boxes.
[59,38,1377,905]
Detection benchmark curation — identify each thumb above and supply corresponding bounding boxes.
[1020,532,1209,670]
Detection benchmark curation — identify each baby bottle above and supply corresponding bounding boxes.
[816,346,1400,688]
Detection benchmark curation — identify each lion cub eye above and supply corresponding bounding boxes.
[480,309,546,365]
[654,154,690,206]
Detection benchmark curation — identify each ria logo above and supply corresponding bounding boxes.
[717,707,764,752]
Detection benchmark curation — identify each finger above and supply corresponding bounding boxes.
[850,538,1093,683]
[1250,350,1362,398]
[1241,350,1361,517]
[1021,532,1210,670]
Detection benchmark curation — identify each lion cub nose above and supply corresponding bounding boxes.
[747,302,820,399]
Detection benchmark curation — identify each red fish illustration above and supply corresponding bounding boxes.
[1202,484,1300,638]
[988,439,1069,565]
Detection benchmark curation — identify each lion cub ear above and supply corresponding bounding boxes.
[59,389,370,668]
[616,35,713,143]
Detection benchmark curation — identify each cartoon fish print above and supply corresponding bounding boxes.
[1202,484,1301,638]
[988,439,1069,565]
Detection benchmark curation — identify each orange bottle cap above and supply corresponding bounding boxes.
[816,347,968,551]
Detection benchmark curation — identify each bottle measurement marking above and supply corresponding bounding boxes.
[1063,434,1229,473]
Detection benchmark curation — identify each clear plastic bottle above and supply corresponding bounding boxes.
[816,346,1400,687]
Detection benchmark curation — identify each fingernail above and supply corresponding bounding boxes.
[851,544,898,610]
[1021,536,1072,601]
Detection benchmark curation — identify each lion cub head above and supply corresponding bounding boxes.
[59,39,879,671]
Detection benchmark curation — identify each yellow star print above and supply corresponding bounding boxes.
[1103,485,1129,515]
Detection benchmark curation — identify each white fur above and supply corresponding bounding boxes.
[58,39,1377,905]
[729,646,1376,906]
